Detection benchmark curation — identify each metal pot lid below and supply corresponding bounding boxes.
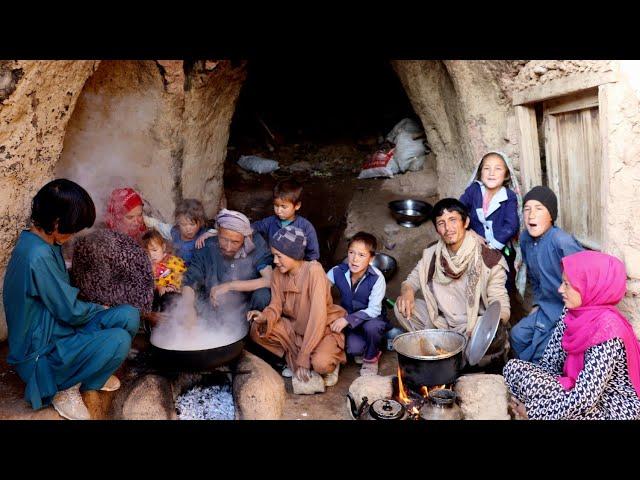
[370,399,405,420]
[429,389,457,405]
[465,301,501,366]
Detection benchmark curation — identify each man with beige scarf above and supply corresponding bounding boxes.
[395,198,511,360]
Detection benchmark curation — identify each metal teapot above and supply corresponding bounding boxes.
[346,393,406,421]
[419,389,463,420]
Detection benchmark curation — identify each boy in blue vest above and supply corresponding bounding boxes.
[251,178,321,261]
[327,232,388,376]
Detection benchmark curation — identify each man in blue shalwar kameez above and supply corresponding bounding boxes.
[510,186,583,363]
[3,179,139,420]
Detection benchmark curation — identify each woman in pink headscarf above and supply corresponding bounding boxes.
[105,188,147,243]
[503,251,640,420]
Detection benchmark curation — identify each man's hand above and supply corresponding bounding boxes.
[158,285,178,296]
[195,231,216,249]
[247,310,266,324]
[295,367,311,383]
[210,283,232,307]
[330,317,349,333]
[396,288,415,320]
[143,311,170,327]
[181,286,198,329]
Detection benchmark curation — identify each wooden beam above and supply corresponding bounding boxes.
[543,88,599,115]
[544,115,562,225]
[598,83,612,252]
[515,105,542,193]
[513,70,619,106]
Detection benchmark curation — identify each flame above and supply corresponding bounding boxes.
[416,384,452,400]
[397,366,412,404]
[397,369,455,420]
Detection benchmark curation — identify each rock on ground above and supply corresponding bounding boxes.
[112,374,176,420]
[291,371,326,395]
[233,351,286,419]
[455,373,510,420]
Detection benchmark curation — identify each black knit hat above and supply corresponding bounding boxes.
[270,226,307,260]
[523,186,558,222]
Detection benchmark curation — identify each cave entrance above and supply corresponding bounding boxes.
[224,59,421,268]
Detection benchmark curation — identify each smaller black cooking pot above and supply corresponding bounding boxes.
[393,330,466,391]
[150,336,246,372]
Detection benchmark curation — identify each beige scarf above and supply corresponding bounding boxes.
[419,233,485,335]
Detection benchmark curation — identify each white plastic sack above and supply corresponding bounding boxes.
[357,149,395,179]
[386,118,423,144]
[394,131,426,173]
[357,166,394,179]
[237,155,279,174]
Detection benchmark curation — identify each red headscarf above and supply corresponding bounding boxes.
[559,251,640,397]
[105,188,146,242]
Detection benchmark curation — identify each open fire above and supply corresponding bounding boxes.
[396,366,454,420]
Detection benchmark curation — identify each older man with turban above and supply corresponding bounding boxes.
[181,209,273,328]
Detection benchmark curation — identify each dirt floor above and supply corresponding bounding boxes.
[0,334,154,420]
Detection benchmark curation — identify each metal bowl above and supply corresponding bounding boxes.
[393,329,466,361]
[388,199,432,228]
[372,253,398,281]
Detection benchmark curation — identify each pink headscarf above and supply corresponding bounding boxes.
[105,187,147,243]
[559,251,640,398]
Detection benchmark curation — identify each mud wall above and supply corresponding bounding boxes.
[599,62,640,329]
[180,61,246,218]
[56,60,183,222]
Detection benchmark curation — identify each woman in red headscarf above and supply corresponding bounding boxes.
[105,188,147,243]
[503,251,640,420]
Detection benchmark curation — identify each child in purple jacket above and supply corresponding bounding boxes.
[459,151,524,295]
[252,179,321,262]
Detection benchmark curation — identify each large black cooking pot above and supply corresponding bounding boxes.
[393,330,466,391]
[148,312,249,372]
[149,335,246,372]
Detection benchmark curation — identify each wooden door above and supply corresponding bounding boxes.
[543,88,602,250]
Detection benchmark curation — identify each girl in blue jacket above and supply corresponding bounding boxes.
[460,151,524,295]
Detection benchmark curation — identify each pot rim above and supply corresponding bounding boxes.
[392,329,466,361]
[149,335,246,354]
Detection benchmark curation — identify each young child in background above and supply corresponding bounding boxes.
[327,232,388,376]
[141,229,187,311]
[459,151,523,294]
[509,186,583,364]
[143,199,214,266]
[247,226,345,389]
[251,179,321,261]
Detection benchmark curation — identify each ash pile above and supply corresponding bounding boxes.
[175,383,235,420]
